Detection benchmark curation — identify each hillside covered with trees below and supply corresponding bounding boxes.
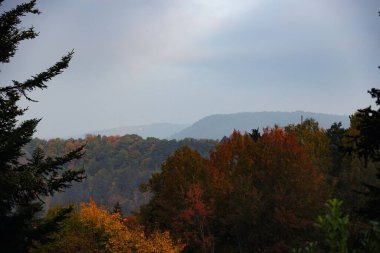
[25,112,380,252]
[24,135,217,214]
[1,1,379,252]
[28,112,380,252]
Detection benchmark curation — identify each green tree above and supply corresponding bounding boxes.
[112,201,122,215]
[346,89,380,220]
[29,205,104,253]
[348,89,380,166]
[293,199,380,253]
[0,1,85,252]
[285,118,332,174]
[316,199,350,253]
[326,122,346,177]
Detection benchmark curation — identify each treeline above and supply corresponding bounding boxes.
[2,1,380,252]
[24,135,217,214]
[136,116,380,252]
[29,113,380,252]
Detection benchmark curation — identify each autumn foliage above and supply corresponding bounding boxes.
[27,118,380,253]
[140,128,329,252]
[30,201,183,253]
[80,200,184,253]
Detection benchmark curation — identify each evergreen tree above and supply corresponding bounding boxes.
[349,89,380,166]
[349,88,380,220]
[0,1,85,251]
[112,201,122,215]
[326,122,346,176]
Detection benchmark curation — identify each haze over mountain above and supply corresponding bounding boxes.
[170,111,350,140]
[76,123,189,140]
[69,111,349,141]
[1,0,376,139]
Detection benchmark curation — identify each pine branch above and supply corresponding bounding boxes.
[0,0,40,64]
[0,51,74,101]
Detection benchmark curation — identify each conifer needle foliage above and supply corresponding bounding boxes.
[0,1,85,252]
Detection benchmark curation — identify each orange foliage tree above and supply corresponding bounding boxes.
[30,201,183,253]
[80,200,184,253]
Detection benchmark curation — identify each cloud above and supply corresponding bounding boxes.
[111,1,255,82]
[1,0,378,138]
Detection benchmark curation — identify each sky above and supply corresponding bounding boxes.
[0,0,379,138]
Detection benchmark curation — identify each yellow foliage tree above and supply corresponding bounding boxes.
[285,119,332,173]
[80,200,184,253]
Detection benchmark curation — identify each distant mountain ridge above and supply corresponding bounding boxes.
[170,111,350,140]
[72,111,350,141]
[78,123,189,139]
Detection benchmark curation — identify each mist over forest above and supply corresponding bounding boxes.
[1,1,380,253]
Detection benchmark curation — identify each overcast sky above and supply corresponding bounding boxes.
[1,0,379,138]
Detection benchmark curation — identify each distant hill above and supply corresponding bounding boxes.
[170,111,350,140]
[79,123,189,139]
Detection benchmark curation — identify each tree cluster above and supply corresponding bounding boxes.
[140,128,329,252]
[24,134,217,214]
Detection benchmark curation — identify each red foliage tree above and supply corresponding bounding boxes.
[139,146,212,252]
[174,184,214,253]
[209,129,328,252]
[140,128,329,252]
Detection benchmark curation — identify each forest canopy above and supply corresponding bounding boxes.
[0,0,379,252]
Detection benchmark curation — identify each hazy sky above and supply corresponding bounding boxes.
[1,0,379,138]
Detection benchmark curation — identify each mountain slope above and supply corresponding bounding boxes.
[170,111,350,140]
